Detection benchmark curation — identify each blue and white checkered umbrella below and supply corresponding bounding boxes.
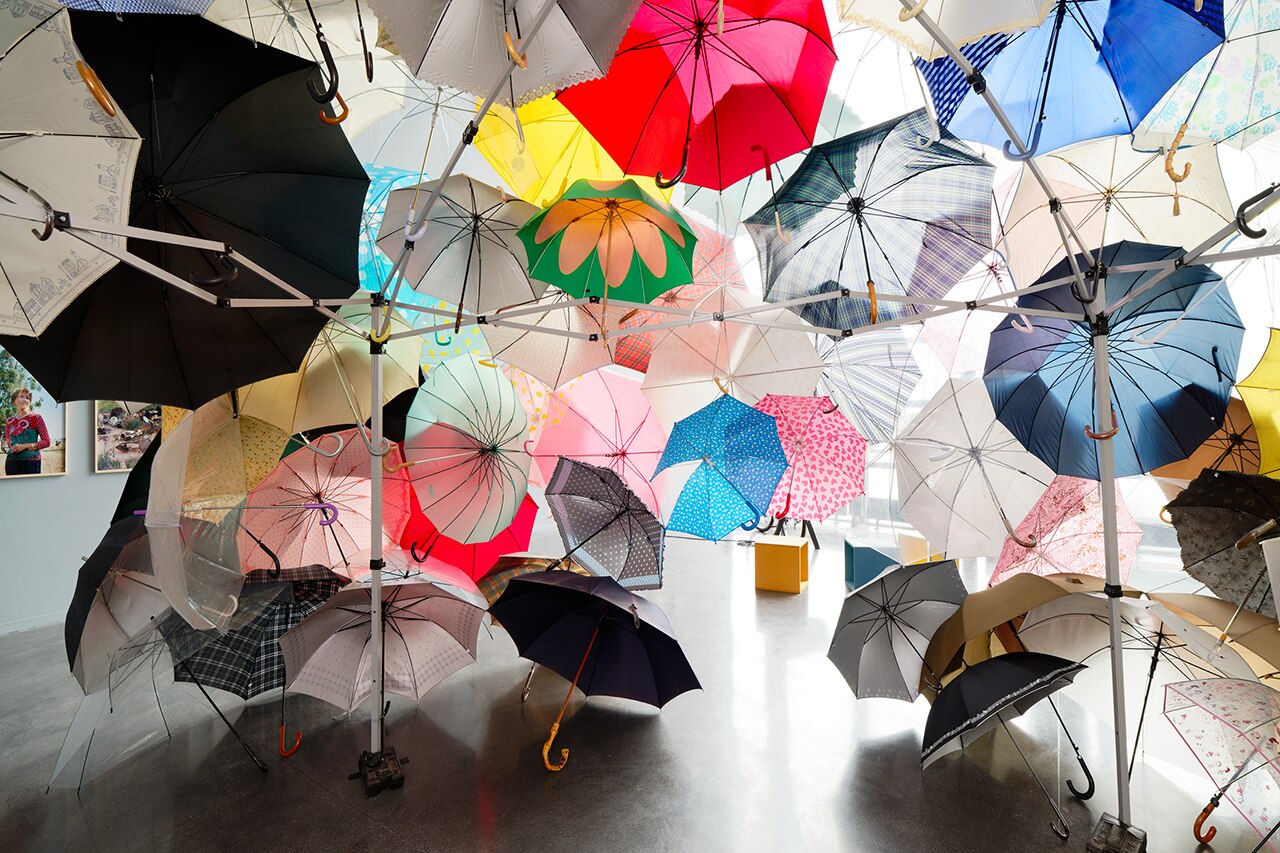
[745,109,994,334]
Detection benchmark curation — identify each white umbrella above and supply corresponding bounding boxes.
[0,0,140,336]
[481,290,623,390]
[837,0,1056,61]
[815,327,922,443]
[280,574,484,712]
[893,377,1055,558]
[639,289,825,431]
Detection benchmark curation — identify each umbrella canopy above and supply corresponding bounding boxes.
[989,475,1143,586]
[0,0,140,337]
[545,458,666,589]
[894,378,1056,559]
[518,178,696,304]
[640,288,825,431]
[1237,327,1280,477]
[828,559,968,702]
[1152,592,1280,683]
[239,428,413,575]
[815,328,922,444]
[203,0,372,59]
[754,394,867,522]
[379,175,544,315]
[746,109,994,333]
[653,394,789,540]
[403,354,531,544]
[985,241,1244,479]
[838,0,1055,61]
[0,11,369,409]
[922,651,1085,767]
[477,554,589,607]
[1167,469,1280,617]
[369,0,633,106]
[531,366,668,514]
[234,303,421,437]
[916,1,1225,156]
[557,0,836,191]
[1152,396,1260,486]
[474,95,671,207]
[1000,136,1234,290]
[400,493,538,583]
[481,290,625,389]
[280,573,485,712]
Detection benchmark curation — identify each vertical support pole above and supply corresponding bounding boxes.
[368,296,386,755]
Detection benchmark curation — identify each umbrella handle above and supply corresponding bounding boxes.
[1237,185,1275,240]
[278,724,302,757]
[355,425,393,457]
[1002,122,1042,162]
[1002,514,1037,550]
[303,502,339,526]
[1010,315,1035,334]
[714,377,730,396]
[1235,518,1277,550]
[1164,123,1192,217]
[1065,752,1095,800]
[189,253,239,287]
[1158,505,1172,524]
[542,721,568,771]
[319,90,348,125]
[655,143,690,189]
[298,431,345,458]
[898,0,928,21]
[382,455,414,474]
[306,27,340,104]
[76,61,116,117]
[1194,794,1221,844]
[504,32,529,69]
[1083,408,1119,441]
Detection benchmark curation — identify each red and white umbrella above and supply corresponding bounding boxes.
[754,394,866,522]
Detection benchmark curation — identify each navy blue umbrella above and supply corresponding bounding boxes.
[916,0,1224,158]
[489,571,700,771]
[984,241,1242,479]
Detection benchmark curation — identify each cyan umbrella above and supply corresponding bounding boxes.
[984,241,1243,479]
[916,0,1225,158]
[652,395,788,541]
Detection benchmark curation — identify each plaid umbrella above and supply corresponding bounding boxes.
[477,554,590,607]
[745,109,994,333]
[815,328,922,443]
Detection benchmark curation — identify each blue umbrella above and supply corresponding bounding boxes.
[653,395,788,541]
[984,241,1243,479]
[916,0,1224,158]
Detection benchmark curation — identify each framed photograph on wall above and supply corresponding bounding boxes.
[94,401,161,473]
[0,347,66,478]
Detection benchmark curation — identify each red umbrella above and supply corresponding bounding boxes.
[754,394,866,522]
[398,492,539,583]
[557,0,836,190]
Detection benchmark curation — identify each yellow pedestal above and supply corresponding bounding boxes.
[900,534,943,566]
[755,536,809,593]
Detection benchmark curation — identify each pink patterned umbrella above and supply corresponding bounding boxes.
[754,394,866,522]
[239,429,413,576]
[530,367,669,515]
[500,365,572,489]
[989,475,1142,587]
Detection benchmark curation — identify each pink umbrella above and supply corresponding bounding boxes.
[499,365,571,489]
[530,367,670,515]
[989,476,1143,587]
[754,394,867,522]
[239,429,413,576]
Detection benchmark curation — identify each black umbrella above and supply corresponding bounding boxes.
[0,12,369,408]
[922,651,1086,839]
[64,515,147,675]
[489,571,700,771]
[109,433,159,524]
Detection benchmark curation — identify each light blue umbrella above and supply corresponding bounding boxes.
[653,395,788,541]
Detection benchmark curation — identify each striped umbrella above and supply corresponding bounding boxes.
[816,328,922,443]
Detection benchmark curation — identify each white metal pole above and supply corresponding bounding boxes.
[368,299,385,756]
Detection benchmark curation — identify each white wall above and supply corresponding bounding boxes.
[0,400,123,634]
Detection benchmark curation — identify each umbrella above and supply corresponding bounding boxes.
[815,328,922,443]
[476,554,589,607]
[279,573,485,712]
[369,0,632,106]
[401,354,531,544]
[378,175,544,316]
[239,428,413,575]
[921,651,1086,838]
[0,11,369,409]
[530,367,668,514]
[838,0,1056,61]
[1152,592,1280,684]
[1000,136,1234,291]
[234,303,421,439]
[1164,679,1280,847]
[915,1,1224,157]
[488,571,700,770]
[60,0,213,10]
[204,0,373,60]
[1166,468,1280,617]
[652,394,789,541]
[517,178,696,305]
[110,432,161,523]
[754,394,867,523]
[985,241,1244,479]
[0,0,140,337]
[827,559,968,702]
[989,475,1143,586]
[545,458,666,589]
[640,289,826,431]
[1238,327,1280,477]
[557,0,836,190]
[474,95,671,207]
[893,378,1056,559]
[400,493,538,582]
[481,290,624,390]
[501,364,570,472]
[745,109,994,334]
[1139,0,1280,149]
[1152,397,1260,490]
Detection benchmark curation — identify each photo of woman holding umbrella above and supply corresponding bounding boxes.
[4,387,50,477]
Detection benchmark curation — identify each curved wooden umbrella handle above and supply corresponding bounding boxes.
[1084,408,1119,441]
[714,376,730,395]
[542,721,568,771]
[1164,124,1192,183]
[866,279,878,325]
[76,61,116,117]
[1194,795,1220,844]
[504,32,529,69]
[319,90,348,125]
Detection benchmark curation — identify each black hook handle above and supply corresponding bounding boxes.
[189,253,239,287]
[306,27,340,104]
[655,142,689,189]
[1236,184,1276,240]
[1066,752,1095,800]
[1212,344,1223,383]
[409,540,432,563]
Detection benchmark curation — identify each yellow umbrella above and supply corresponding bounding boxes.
[1237,328,1280,477]
[474,96,671,208]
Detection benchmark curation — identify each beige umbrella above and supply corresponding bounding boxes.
[838,0,1055,62]
[1152,397,1259,502]
[1151,592,1280,684]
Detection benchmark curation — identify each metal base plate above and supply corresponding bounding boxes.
[353,748,405,797]
[1086,813,1147,853]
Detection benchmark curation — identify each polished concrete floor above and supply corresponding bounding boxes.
[0,523,1269,852]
